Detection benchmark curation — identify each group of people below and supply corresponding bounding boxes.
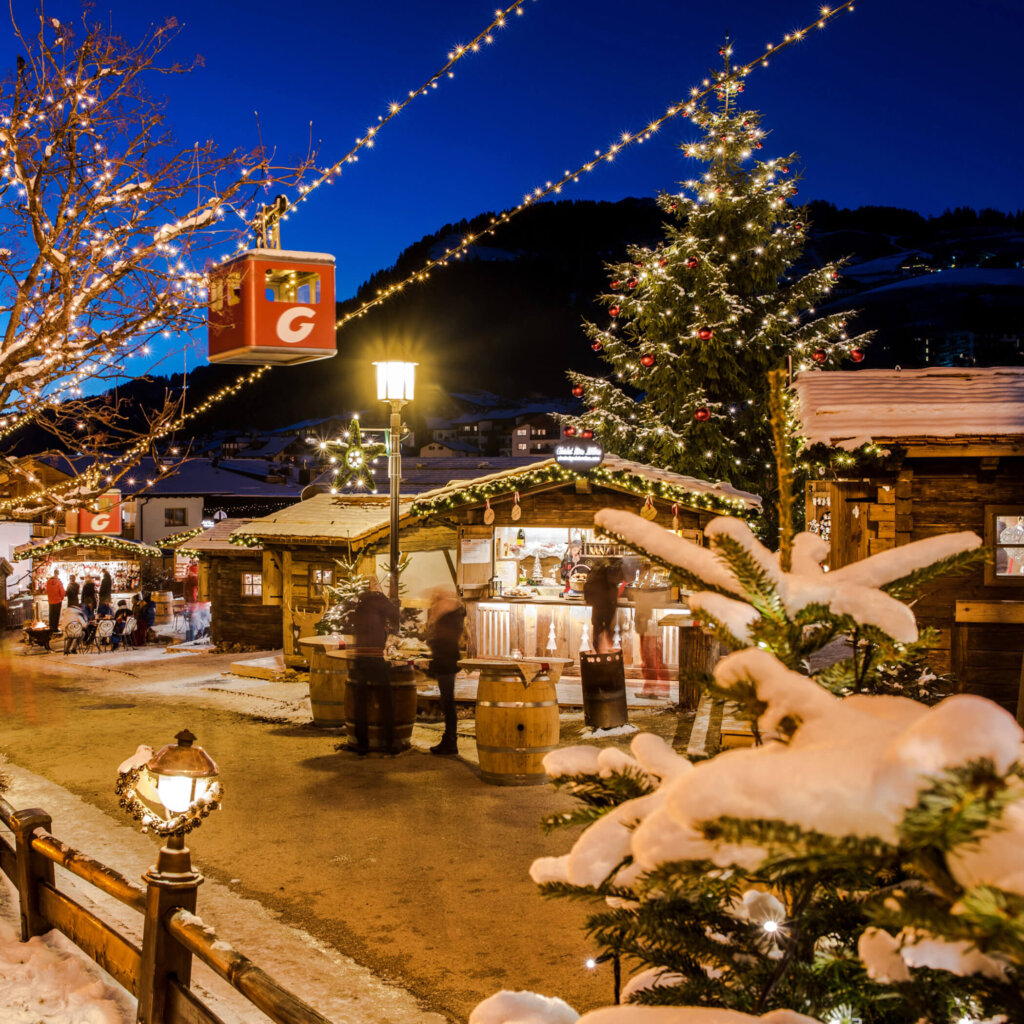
[346,582,466,757]
[44,568,157,653]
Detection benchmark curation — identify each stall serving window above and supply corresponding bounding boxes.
[986,506,1024,585]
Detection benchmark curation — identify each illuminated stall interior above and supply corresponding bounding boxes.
[409,454,761,672]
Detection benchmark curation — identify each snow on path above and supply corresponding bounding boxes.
[0,757,450,1024]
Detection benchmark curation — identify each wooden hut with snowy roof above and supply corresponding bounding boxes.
[794,366,1024,713]
[408,453,760,668]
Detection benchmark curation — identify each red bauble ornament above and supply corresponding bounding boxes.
[742,120,750,127]
[829,270,839,281]
[610,280,621,290]
[850,348,865,363]
[581,430,594,439]
[627,278,638,289]
[790,187,799,195]
[609,306,620,317]
[564,426,576,437]
[640,353,656,367]
[812,350,827,364]
[778,164,789,173]
[697,326,714,341]
[718,46,726,55]
[571,385,584,397]
[591,341,603,352]
[686,257,699,269]
[695,407,710,422]
[670,202,678,211]
[658,258,668,267]
[755,142,763,149]
[737,83,744,92]
[794,222,804,231]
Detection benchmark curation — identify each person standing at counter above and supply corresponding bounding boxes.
[348,580,400,755]
[99,570,113,606]
[425,589,466,756]
[65,574,80,608]
[584,561,625,653]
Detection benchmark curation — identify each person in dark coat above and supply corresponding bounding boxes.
[80,575,96,609]
[134,592,155,646]
[583,561,625,653]
[425,590,466,756]
[65,574,80,608]
[98,570,113,605]
[348,579,399,755]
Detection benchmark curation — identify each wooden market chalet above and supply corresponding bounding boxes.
[189,453,760,668]
[795,366,1024,714]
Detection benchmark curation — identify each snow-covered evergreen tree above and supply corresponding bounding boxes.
[563,48,868,500]
[315,559,368,635]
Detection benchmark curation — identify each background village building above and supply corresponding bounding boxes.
[795,366,1024,713]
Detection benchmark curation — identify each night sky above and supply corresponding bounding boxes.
[8,0,1023,374]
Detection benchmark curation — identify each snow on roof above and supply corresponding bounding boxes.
[231,494,415,546]
[118,459,301,498]
[309,457,538,495]
[794,367,1024,449]
[187,518,257,554]
[410,454,761,511]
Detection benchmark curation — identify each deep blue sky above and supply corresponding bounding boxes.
[9,0,1023,373]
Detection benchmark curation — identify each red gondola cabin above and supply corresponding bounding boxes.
[207,249,336,365]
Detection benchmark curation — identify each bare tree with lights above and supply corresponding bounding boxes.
[0,11,314,511]
[564,49,869,504]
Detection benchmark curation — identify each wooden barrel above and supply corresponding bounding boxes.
[580,651,629,730]
[475,667,560,786]
[345,661,418,754]
[308,647,349,727]
[153,591,174,623]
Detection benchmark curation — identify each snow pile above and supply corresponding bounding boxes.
[470,991,579,1024]
[594,510,981,645]
[0,883,129,1023]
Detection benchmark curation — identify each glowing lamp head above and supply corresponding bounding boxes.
[762,920,779,933]
[146,729,219,817]
[374,361,417,403]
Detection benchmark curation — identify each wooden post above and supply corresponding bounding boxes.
[10,807,55,939]
[137,835,202,1024]
[677,626,720,710]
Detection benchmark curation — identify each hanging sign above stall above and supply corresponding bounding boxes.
[554,443,604,470]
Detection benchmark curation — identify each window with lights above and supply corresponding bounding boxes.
[986,506,1024,585]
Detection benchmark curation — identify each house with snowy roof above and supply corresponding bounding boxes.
[794,366,1024,714]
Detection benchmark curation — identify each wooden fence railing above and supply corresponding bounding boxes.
[0,793,333,1024]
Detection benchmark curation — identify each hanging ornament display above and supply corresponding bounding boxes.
[640,353,656,367]
[697,326,714,341]
[609,306,620,317]
[812,349,828,364]
[627,278,638,290]
[591,341,603,352]
[610,280,621,290]
[327,417,386,492]
[695,407,710,422]
[483,498,495,525]
[672,502,682,533]
[850,348,865,363]
[571,385,584,397]
[640,495,658,521]
[510,491,522,522]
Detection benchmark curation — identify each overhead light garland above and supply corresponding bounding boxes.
[225,1,534,255]
[409,463,758,519]
[334,1,857,333]
[161,525,206,548]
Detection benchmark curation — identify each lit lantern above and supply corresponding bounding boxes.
[207,249,337,365]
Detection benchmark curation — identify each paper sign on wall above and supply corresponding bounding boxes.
[460,538,491,564]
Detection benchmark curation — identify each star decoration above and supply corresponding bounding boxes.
[327,417,386,492]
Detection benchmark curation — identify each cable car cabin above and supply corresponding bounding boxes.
[207,249,336,365]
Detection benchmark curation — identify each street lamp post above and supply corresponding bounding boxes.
[374,361,417,605]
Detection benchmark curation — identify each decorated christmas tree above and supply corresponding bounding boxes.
[563,47,868,501]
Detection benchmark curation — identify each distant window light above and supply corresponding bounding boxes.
[241,572,262,597]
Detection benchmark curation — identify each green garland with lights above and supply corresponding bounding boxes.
[161,526,205,549]
[17,535,161,559]
[409,462,758,519]
[227,531,262,548]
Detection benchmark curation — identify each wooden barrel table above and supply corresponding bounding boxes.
[299,636,348,727]
[153,590,175,624]
[343,658,418,755]
[462,658,573,786]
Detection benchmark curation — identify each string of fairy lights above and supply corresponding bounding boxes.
[4,1,858,514]
[333,1,858,332]
[222,0,534,258]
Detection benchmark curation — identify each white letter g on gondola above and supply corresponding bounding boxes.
[276,306,316,344]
